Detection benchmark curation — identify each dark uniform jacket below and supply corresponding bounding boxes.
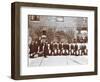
[63,44,66,49]
[66,44,69,50]
[50,43,54,52]
[44,43,49,55]
[75,44,78,51]
[29,43,34,54]
[59,43,63,50]
[71,44,74,50]
[54,43,57,50]
[34,43,38,53]
[39,43,44,52]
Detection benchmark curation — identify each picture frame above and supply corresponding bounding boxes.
[11,2,98,80]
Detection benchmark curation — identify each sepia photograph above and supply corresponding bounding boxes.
[11,2,97,79]
[28,15,88,67]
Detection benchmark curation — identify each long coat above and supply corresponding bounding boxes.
[34,43,38,53]
[75,44,78,51]
[63,44,66,49]
[59,43,63,50]
[50,43,54,52]
[29,43,34,54]
[44,43,49,55]
[71,44,74,50]
[39,43,44,52]
[53,43,57,50]
[66,44,69,50]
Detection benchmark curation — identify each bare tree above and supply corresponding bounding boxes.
[55,31,66,42]
[46,28,54,43]
[66,30,75,43]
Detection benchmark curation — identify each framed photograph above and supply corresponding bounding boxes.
[11,2,98,80]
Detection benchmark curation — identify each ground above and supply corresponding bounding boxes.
[28,56,88,67]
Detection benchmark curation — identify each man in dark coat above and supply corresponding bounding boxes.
[47,43,51,56]
[53,42,58,56]
[59,42,63,50]
[29,41,35,58]
[66,43,69,55]
[84,45,88,55]
[50,42,54,56]
[81,44,87,55]
[57,42,61,55]
[74,43,78,56]
[66,43,69,50]
[44,42,48,58]
[34,41,38,54]
[80,37,83,43]
[83,36,88,43]
[54,42,57,49]
[62,43,67,55]
[71,43,75,55]
[77,36,80,43]
[63,43,66,50]
[38,42,44,57]
[59,42,63,55]
[79,43,84,55]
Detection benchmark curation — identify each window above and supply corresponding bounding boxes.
[56,16,64,22]
[29,15,40,21]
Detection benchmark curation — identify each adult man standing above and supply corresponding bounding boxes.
[63,43,67,55]
[29,41,34,58]
[59,42,63,55]
[53,42,58,56]
[66,43,69,55]
[44,42,48,58]
[34,41,39,55]
[70,43,75,55]
[74,43,78,56]
[38,41,44,57]
[50,42,54,56]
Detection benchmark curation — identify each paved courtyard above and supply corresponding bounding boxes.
[28,56,88,67]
